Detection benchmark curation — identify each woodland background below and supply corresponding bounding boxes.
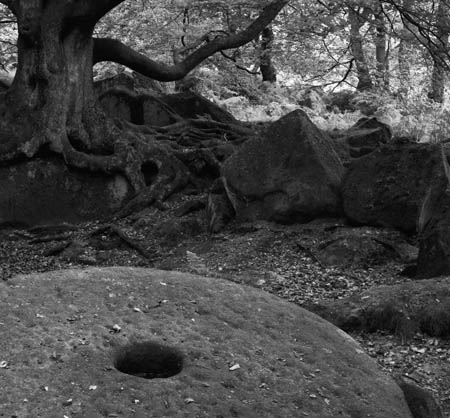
[1,0,449,142]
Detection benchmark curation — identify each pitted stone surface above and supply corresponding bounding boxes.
[0,267,412,418]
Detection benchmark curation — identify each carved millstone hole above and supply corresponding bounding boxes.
[141,162,158,186]
[113,341,184,379]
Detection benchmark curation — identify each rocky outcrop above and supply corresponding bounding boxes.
[417,192,450,278]
[325,90,357,112]
[329,117,392,162]
[315,227,416,268]
[395,377,445,418]
[342,144,448,233]
[0,78,9,92]
[306,277,450,338]
[94,72,165,96]
[98,88,238,127]
[0,69,13,92]
[160,91,238,124]
[0,267,413,417]
[98,87,179,126]
[0,158,132,226]
[222,110,345,223]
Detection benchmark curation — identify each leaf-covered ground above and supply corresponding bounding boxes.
[1,192,449,416]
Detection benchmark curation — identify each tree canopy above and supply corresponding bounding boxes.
[1,0,449,94]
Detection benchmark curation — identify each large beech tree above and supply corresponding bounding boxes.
[0,0,288,214]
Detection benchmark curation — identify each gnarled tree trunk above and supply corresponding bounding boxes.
[0,0,288,218]
[0,1,136,185]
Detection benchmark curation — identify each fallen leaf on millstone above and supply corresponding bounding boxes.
[62,398,73,406]
[111,324,121,333]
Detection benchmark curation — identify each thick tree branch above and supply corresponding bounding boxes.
[89,0,124,21]
[62,0,124,23]
[93,0,288,82]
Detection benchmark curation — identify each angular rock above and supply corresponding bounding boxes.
[342,144,448,233]
[417,153,450,278]
[325,90,357,112]
[94,72,135,96]
[330,117,392,161]
[98,87,139,122]
[0,78,9,92]
[298,86,325,109]
[0,158,132,226]
[417,203,450,278]
[206,192,235,233]
[0,267,412,418]
[315,227,414,268]
[174,199,205,217]
[307,277,450,338]
[153,217,204,243]
[394,376,444,418]
[98,89,238,127]
[141,94,179,126]
[352,117,392,139]
[99,88,179,126]
[160,91,237,123]
[222,110,345,223]
[0,69,14,92]
[342,117,391,149]
[94,72,165,96]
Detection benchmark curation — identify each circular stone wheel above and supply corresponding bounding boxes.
[0,267,412,418]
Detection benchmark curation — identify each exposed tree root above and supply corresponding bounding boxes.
[0,94,252,218]
[118,117,252,146]
[91,224,156,260]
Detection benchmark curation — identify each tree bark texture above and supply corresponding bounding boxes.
[348,7,373,91]
[374,5,388,88]
[398,29,412,99]
[260,26,277,83]
[428,0,450,103]
[397,0,416,99]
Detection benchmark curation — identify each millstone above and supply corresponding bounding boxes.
[0,268,411,417]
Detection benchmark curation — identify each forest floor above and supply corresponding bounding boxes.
[1,192,450,417]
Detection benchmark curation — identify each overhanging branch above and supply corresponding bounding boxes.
[90,0,124,20]
[66,0,124,22]
[93,0,288,82]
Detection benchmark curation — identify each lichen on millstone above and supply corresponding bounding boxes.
[0,267,412,418]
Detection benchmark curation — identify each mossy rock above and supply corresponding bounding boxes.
[308,277,450,339]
